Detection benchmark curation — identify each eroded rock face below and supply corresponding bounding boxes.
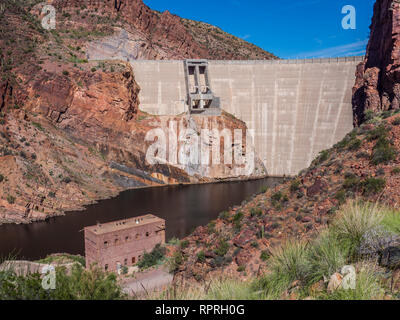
[49,0,276,60]
[353,0,400,125]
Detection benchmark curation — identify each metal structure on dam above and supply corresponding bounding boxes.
[129,57,363,176]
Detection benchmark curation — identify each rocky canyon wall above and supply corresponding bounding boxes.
[353,0,400,125]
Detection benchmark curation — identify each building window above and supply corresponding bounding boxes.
[115,238,119,245]
[104,241,108,247]
[132,257,136,264]
[105,264,109,271]
[135,234,140,239]
[124,258,128,265]
[125,236,130,242]
[146,232,150,237]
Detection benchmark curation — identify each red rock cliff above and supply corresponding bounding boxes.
[353,0,400,125]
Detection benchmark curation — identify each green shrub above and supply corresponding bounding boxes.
[237,265,245,272]
[367,124,388,141]
[271,191,288,209]
[381,209,400,234]
[137,244,166,270]
[260,250,270,262]
[392,117,400,126]
[0,264,124,300]
[218,211,229,220]
[0,174,4,183]
[207,221,216,234]
[335,190,347,204]
[214,239,229,257]
[180,240,189,249]
[364,110,375,122]
[334,130,358,150]
[6,195,15,204]
[290,179,301,193]
[343,175,361,192]
[205,279,260,300]
[233,211,244,223]
[391,167,400,175]
[197,251,206,263]
[371,137,397,165]
[62,70,69,76]
[348,139,362,151]
[307,231,349,285]
[361,178,386,196]
[331,200,384,259]
[169,251,183,274]
[250,208,262,217]
[314,150,330,165]
[268,240,310,283]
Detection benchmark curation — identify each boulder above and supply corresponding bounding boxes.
[380,246,400,269]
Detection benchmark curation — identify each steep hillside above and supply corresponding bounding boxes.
[45,0,277,60]
[180,18,278,60]
[172,111,400,281]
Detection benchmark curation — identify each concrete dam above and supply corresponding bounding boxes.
[129,57,362,176]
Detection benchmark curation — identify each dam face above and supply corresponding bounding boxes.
[130,57,362,176]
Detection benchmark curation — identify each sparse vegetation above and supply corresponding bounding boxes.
[137,244,166,270]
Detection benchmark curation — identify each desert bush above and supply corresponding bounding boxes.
[6,195,15,204]
[381,209,400,234]
[268,241,310,283]
[367,124,388,141]
[197,251,205,263]
[205,279,259,300]
[137,244,166,270]
[392,117,400,126]
[331,201,384,259]
[168,250,183,273]
[0,264,124,300]
[290,179,301,193]
[361,178,386,196]
[218,211,229,220]
[371,137,397,165]
[0,174,4,183]
[307,231,349,285]
[348,139,362,151]
[391,167,400,175]
[214,239,229,257]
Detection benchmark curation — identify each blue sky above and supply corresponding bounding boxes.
[144,0,375,59]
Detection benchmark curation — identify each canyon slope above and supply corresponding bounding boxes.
[0,0,269,224]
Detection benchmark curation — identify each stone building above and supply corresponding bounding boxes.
[84,214,166,272]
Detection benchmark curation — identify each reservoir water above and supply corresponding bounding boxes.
[0,178,283,260]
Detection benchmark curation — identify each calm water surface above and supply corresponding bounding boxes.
[0,178,283,260]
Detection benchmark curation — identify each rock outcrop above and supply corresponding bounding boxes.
[48,0,277,60]
[353,0,400,125]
